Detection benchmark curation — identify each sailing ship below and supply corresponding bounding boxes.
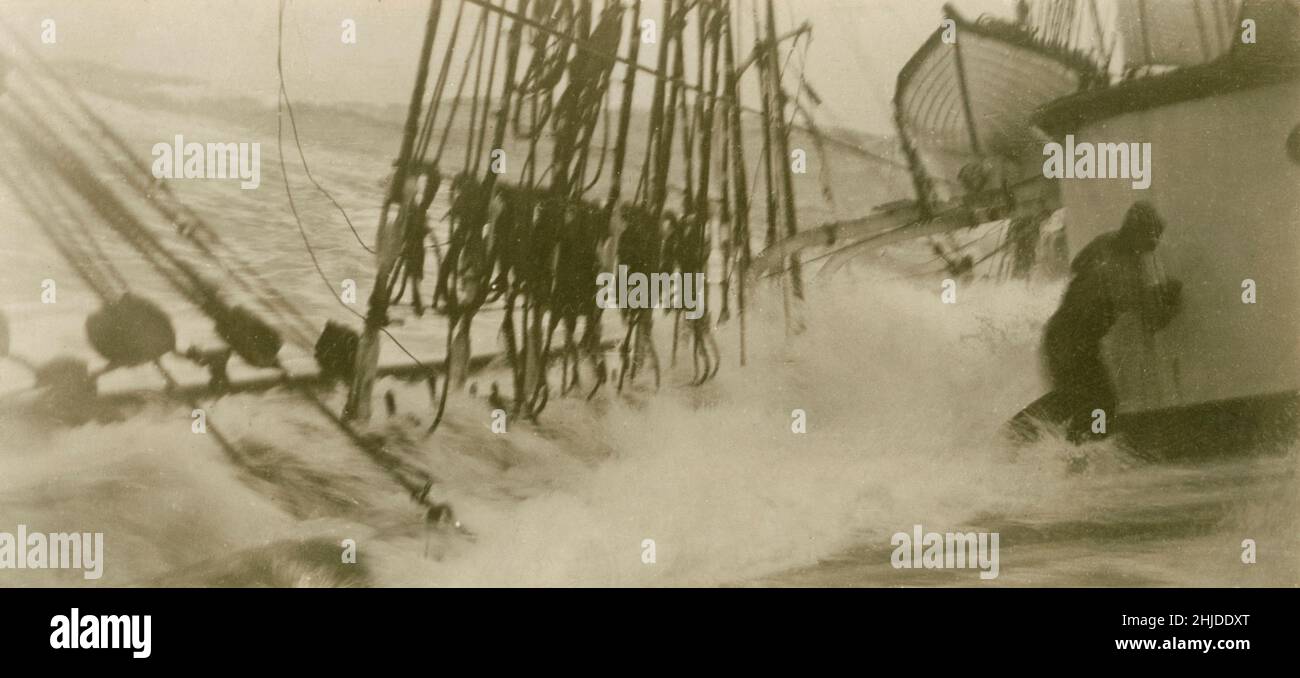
[755,0,1299,456]
[0,0,870,525]
[0,0,1293,481]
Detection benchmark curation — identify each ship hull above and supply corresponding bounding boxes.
[1049,77,1299,418]
[1117,390,1297,460]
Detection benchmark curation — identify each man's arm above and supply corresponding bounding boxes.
[1147,278,1183,331]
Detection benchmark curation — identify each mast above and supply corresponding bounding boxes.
[450,0,529,389]
[764,0,804,308]
[605,0,642,214]
[722,0,751,365]
[645,0,675,219]
[344,0,442,422]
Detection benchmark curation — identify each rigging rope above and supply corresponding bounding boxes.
[5,155,443,504]
[453,0,909,173]
[0,69,317,350]
[0,158,260,470]
[2,82,318,351]
[276,58,376,255]
[276,0,433,372]
[2,19,448,513]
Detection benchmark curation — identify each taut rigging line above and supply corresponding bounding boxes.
[454,0,912,173]
[0,85,446,515]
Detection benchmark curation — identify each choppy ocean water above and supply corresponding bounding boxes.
[0,61,1294,588]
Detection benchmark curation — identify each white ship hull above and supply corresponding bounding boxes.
[1055,78,1299,416]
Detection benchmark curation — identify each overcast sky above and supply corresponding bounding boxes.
[2,0,1013,134]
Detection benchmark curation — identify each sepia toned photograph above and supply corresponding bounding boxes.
[0,0,1295,614]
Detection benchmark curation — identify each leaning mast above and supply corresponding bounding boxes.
[344,0,443,422]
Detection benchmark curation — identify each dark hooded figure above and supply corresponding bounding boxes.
[1036,201,1182,441]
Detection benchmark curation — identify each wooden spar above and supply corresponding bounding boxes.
[754,4,790,332]
[747,174,1062,279]
[605,0,641,213]
[654,8,687,220]
[490,32,529,198]
[694,6,721,322]
[641,0,673,214]
[694,7,719,249]
[764,0,804,304]
[344,0,441,423]
[755,11,776,248]
[462,9,489,171]
[449,0,529,388]
[474,2,508,174]
[722,0,751,366]
[717,103,732,319]
[94,340,619,408]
